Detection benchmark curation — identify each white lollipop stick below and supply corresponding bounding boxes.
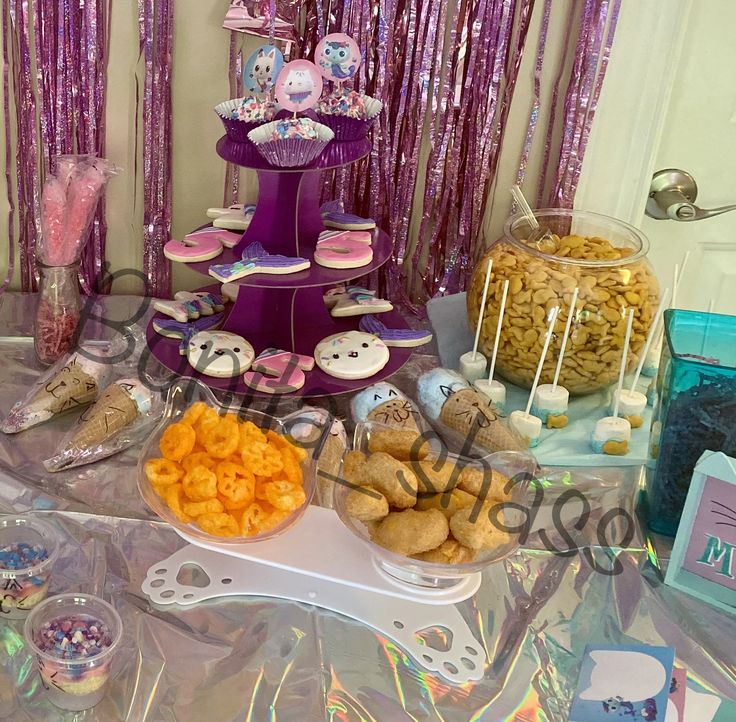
[525,307,559,416]
[612,308,635,418]
[552,287,579,390]
[472,259,493,360]
[701,298,716,355]
[671,262,680,309]
[510,185,540,232]
[488,279,509,382]
[629,287,671,393]
[707,298,715,313]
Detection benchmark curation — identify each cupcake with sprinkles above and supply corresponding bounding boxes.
[215,96,278,143]
[248,117,334,167]
[315,89,382,141]
[0,515,59,619]
[25,593,123,711]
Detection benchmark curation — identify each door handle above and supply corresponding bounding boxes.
[645,168,736,221]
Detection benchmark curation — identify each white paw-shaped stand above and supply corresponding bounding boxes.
[142,507,486,684]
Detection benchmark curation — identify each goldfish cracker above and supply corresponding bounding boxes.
[145,458,183,486]
[264,480,306,511]
[241,440,284,476]
[240,502,269,536]
[182,466,218,501]
[162,484,193,523]
[196,512,239,537]
[182,498,224,517]
[181,451,217,473]
[181,401,210,426]
[204,416,240,459]
[194,407,221,444]
[160,422,196,462]
[216,461,255,506]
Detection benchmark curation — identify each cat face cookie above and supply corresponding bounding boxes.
[187,331,255,378]
[314,331,390,380]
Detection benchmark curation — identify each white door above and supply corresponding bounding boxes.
[574,0,736,314]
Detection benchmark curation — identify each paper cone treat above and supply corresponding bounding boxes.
[69,379,152,451]
[417,368,523,454]
[317,417,347,508]
[350,382,422,432]
[1,351,112,433]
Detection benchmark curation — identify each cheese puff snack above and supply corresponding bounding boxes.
[182,451,217,473]
[196,512,239,538]
[240,502,269,536]
[372,509,449,556]
[216,461,255,508]
[241,440,284,476]
[182,466,218,501]
[364,452,418,509]
[263,480,306,511]
[204,416,240,459]
[162,484,192,523]
[181,401,210,426]
[194,406,220,444]
[160,422,196,461]
[144,458,183,486]
[182,498,224,517]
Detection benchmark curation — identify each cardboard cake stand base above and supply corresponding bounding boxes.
[142,506,485,685]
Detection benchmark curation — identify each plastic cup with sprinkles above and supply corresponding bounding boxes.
[0,515,59,619]
[24,593,123,711]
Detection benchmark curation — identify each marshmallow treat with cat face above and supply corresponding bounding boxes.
[275,60,323,111]
[244,44,284,94]
[351,382,422,432]
[314,331,390,380]
[187,330,255,378]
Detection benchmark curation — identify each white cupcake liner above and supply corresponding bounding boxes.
[248,120,335,167]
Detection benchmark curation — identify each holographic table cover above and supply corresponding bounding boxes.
[0,293,734,721]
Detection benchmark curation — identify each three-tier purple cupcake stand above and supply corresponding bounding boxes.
[146,136,414,397]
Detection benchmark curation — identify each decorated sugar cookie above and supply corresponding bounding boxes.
[187,331,255,378]
[206,204,256,232]
[331,287,392,317]
[209,241,310,282]
[318,229,373,245]
[221,283,239,303]
[315,330,390,380]
[351,382,422,432]
[315,33,361,83]
[243,348,315,394]
[243,45,284,94]
[359,314,433,347]
[322,209,376,231]
[275,60,323,112]
[153,299,201,323]
[323,284,348,309]
[174,291,226,315]
[314,237,373,269]
[152,313,225,355]
[164,230,224,263]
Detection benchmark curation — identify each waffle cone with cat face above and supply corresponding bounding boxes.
[351,382,422,432]
[438,388,523,454]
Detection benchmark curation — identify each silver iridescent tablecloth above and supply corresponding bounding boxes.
[0,293,734,722]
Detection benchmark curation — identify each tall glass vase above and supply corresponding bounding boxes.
[34,262,83,366]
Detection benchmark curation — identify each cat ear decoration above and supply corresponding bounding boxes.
[439,385,454,400]
[351,382,417,428]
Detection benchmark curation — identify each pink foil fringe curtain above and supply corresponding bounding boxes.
[2,0,111,293]
[138,0,174,299]
[302,0,622,302]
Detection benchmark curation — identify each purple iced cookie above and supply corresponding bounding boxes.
[359,314,433,347]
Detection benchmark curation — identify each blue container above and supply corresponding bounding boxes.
[646,309,736,535]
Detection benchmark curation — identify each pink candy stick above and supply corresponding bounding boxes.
[38,178,68,266]
[61,163,107,265]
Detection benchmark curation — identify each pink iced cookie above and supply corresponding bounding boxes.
[318,229,373,245]
[243,348,315,394]
[314,237,373,269]
[164,228,225,263]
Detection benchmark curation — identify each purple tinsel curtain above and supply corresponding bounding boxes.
[138,0,174,299]
[301,0,621,302]
[2,0,110,293]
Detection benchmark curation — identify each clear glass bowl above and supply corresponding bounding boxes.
[333,421,536,587]
[137,378,331,545]
[468,209,660,395]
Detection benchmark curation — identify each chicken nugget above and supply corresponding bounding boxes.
[343,450,368,486]
[456,465,511,503]
[364,452,417,509]
[346,485,389,522]
[415,488,476,519]
[404,459,463,493]
[411,538,475,564]
[367,429,430,462]
[373,509,449,556]
[449,503,511,551]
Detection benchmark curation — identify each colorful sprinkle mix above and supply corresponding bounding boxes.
[0,543,49,571]
[37,615,113,660]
